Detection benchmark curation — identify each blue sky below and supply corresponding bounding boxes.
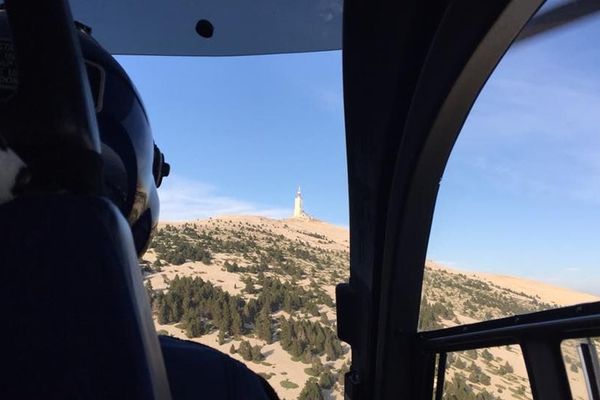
[427,15,600,294]
[117,51,347,224]
[117,13,600,294]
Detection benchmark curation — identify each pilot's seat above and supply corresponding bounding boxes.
[0,1,277,399]
[1,195,171,398]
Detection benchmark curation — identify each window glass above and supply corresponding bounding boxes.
[437,346,532,400]
[420,6,600,331]
[561,337,600,400]
[122,52,350,399]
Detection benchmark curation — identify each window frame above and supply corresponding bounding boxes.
[337,0,600,399]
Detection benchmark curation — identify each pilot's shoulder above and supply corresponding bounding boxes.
[159,335,278,400]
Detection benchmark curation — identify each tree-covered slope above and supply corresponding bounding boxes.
[142,216,597,400]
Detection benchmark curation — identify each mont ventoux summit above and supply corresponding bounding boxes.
[141,188,599,400]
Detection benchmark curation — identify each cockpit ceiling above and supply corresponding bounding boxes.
[70,0,343,56]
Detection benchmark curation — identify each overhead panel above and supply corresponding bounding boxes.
[70,0,343,56]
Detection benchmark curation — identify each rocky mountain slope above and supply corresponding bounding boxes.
[141,216,598,400]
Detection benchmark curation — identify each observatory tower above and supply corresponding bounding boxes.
[292,186,313,220]
[293,186,304,218]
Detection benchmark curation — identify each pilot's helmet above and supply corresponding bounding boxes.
[0,12,169,255]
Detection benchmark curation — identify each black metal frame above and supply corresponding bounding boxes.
[579,340,600,400]
[339,0,544,397]
[2,0,102,195]
[422,302,600,398]
[434,352,447,400]
[516,0,600,42]
[422,302,600,352]
[338,0,600,398]
[0,2,171,398]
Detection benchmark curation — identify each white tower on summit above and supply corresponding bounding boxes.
[293,186,304,218]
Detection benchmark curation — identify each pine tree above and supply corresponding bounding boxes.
[466,349,478,359]
[229,344,236,354]
[279,318,292,349]
[185,312,205,338]
[320,313,328,325]
[332,336,343,357]
[290,341,303,358]
[244,280,256,294]
[481,349,493,361]
[324,337,337,361]
[238,340,252,361]
[243,299,258,324]
[302,348,313,364]
[311,357,324,376]
[255,307,272,343]
[318,369,335,390]
[144,280,155,306]
[251,345,264,362]
[283,293,293,313]
[230,299,243,336]
[157,298,170,324]
[220,301,232,335]
[498,361,513,375]
[337,362,350,386]
[315,328,326,353]
[218,329,226,345]
[299,378,324,400]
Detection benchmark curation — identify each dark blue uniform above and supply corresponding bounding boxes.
[160,336,279,400]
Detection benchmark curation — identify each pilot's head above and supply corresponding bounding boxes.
[0,13,169,255]
[78,25,170,255]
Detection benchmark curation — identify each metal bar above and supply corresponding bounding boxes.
[434,352,447,400]
[422,316,600,352]
[421,302,600,352]
[4,0,102,195]
[521,339,572,400]
[579,341,600,400]
[416,351,438,400]
[516,0,600,43]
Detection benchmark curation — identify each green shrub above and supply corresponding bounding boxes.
[280,379,299,389]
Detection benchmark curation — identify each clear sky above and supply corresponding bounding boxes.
[117,12,600,294]
[117,51,347,225]
[427,14,600,294]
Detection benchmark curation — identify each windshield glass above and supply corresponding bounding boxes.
[121,52,350,399]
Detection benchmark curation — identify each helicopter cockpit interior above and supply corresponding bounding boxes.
[1,0,600,399]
